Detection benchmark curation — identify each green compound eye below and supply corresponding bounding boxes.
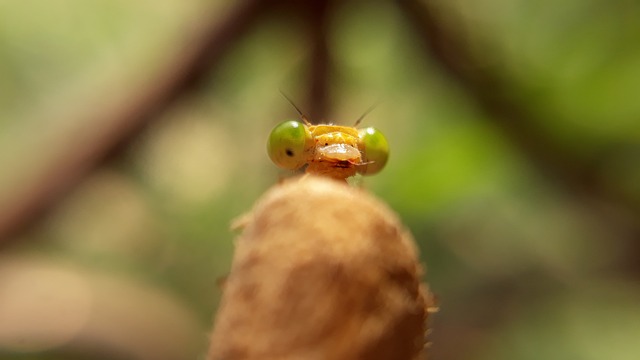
[267,120,310,170]
[357,127,389,175]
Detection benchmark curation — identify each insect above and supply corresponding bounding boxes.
[267,97,389,181]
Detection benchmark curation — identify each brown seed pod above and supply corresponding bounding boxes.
[209,175,434,360]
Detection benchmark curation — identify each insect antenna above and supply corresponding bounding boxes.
[353,101,382,127]
[280,90,312,126]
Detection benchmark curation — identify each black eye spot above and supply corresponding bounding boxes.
[324,143,328,146]
[285,149,294,157]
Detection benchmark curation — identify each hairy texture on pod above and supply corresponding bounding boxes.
[209,175,433,360]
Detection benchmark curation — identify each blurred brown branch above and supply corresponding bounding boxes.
[305,0,333,123]
[0,0,340,244]
[2,0,637,272]
[396,0,640,264]
[0,0,274,244]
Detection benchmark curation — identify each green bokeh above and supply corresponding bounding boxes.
[0,0,639,359]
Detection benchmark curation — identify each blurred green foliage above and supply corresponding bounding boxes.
[0,0,639,359]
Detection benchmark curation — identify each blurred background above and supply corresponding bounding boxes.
[1,0,639,359]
